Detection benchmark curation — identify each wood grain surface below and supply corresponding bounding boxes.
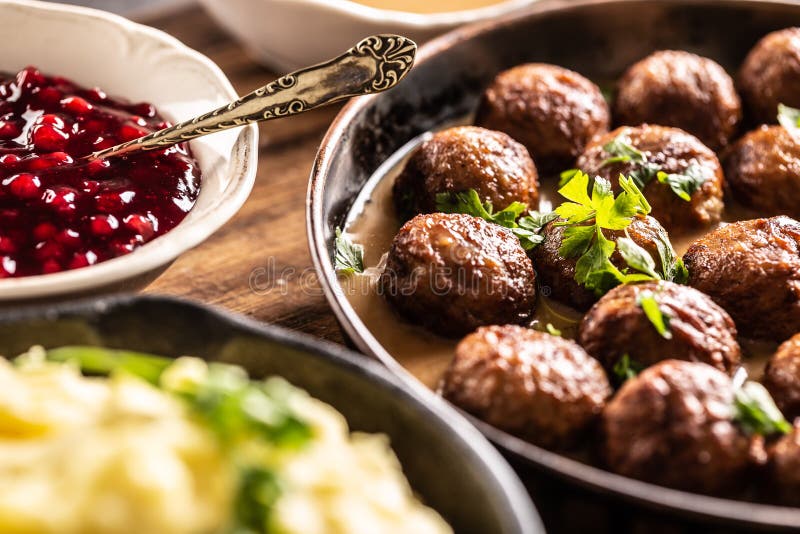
[140,7,347,344]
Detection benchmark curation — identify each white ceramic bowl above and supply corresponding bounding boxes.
[199,0,537,72]
[0,0,258,301]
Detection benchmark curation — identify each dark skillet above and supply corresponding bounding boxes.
[307,0,800,531]
[0,295,542,534]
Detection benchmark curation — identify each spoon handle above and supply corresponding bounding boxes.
[89,34,416,160]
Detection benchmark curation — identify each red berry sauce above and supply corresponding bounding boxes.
[0,66,201,277]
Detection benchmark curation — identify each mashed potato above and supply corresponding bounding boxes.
[0,350,451,534]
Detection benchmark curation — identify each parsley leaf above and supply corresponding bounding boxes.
[734,381,792,436]
[600,134,646,167]
[600,132,707,201]
[334,227,364,275]
[559,168,582,187]
[651,225,688,283]
[435,189,554,250]
[42,345,172,385]
[554,171,658,296]
[613,354,643,383]
[546,323,562,336]
[618,236,660,279]
[636,289,672,339]
[778,103,800,137]
[657,163,707,202]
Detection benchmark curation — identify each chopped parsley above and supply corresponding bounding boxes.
[545,323,562,337]
[656,163,707,202]
[553,171,658,296]
[613,354,643,383]
[778,103,800,137]
[334,227,364,275]
[435,189,557,250]
[734,381,792,436]
[599,132,707,201]
[636,289,672,339]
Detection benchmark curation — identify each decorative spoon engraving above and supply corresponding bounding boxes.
[87,34,417,160]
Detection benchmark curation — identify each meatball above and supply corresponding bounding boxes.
[739,27,800,124]
[614,50,741,150]
[533,215,669,311]
[602,360,752,494]
[579,281,741,376]
[766,422,800,505]
[684,216,800,341]
[441,325,611,449]
[576,125,724,233]
[764,334,800,421]
[380,213,537,337]
[475,63,610,171]
[722,125,800,218]
[393,126,539,220]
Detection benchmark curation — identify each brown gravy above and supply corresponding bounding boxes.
[339,126,775,390]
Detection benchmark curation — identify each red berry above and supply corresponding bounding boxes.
[37,87,62,107]
[61,96,93,115]
[27,151,73,170]
[86,88,107,102]
[32,222,57,241]
[42,187,78,217]
[92,137,114,150]
[16,67,44,90]
[89,214,119,236]
[118,124,147,142]
[0,154,20,165]
[34,240,64,261]
[131,103,156,118]
[0,256,16,277]
[41,259,62,274]
[3,173,41,199]
[0,120,20,139]
[68,250,97,270]
[0,236,17,254]
[124,213,155,240]
[55,228,81,248]
[86,158,110,175]
[32,124,68,151]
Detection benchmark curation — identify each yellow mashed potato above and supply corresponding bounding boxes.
[0,351,451,534]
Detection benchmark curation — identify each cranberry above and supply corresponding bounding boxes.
[89,214,119,236]
[0,120,20,138]
[61,96,93,115]
[0,154,20,165]
[32,222,57,241]
[3,173,41,199]
[32,123,68,151]
[0,67,200,277]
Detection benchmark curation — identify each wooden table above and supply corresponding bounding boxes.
[141,6,347,345]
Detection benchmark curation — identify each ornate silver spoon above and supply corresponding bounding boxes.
[87,34,416,161]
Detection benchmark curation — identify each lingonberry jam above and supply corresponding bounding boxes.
[0,66,201,277]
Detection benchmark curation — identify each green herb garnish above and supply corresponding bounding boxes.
[41,345,172,385]
[734,381,792,436]
[334,227,364,275]
[545,323,562,337]
[553,172,656,296]
[435,189,556,250]
[656,163,707,202]
[636,289,672,339]
[778,103,800,137]
[613,354,643,383]
[599,132,707,201]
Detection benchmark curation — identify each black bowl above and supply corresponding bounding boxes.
[0,295,542,534]
[307,0,800,531]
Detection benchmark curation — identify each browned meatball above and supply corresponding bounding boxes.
[764,334,800,421]
[579,281,741,376]
[603,360,752,494]
[441,325,611,449]
[576,125,724,233]
[723,125,800,218]
[475,63,610,171]
[684,216,800,341]
[739,28,800,124]
[766,422,800,505]
[393,126,539,219]
[380,213,536,337]
[533,215,669,311]
[614,50,741,150]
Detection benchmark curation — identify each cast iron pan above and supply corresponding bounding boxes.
[307,0,800,530]
[0,295,543,534]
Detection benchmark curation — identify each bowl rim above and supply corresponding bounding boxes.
[0,0,259,300]
[0,293,545,534]
[307,0,800,528]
